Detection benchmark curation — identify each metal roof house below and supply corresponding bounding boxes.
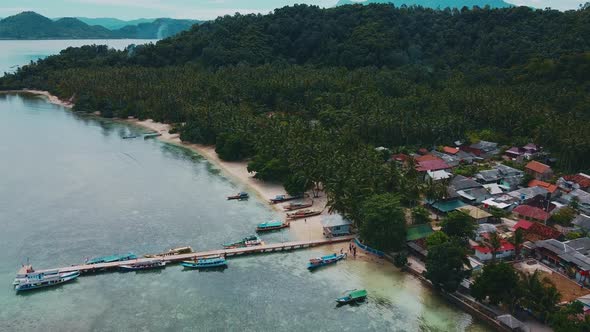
[321,214,353,238]
[534,238,590,284]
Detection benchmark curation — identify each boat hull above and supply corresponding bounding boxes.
[14,271,80,292]
[181,261,227,269]
[307,254,347,270]
[119,262,166,271]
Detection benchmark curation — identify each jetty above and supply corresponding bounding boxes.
[31,236,355,275]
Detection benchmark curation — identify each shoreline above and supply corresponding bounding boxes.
[0,89,74,108]
[128,119,330,243]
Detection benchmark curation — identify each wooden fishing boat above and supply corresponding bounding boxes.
[119,260,166,271]
[336,289,367,305]
[256,220,290,232]
[227,192,249,200]
[144,246,193,258]
[307,253,346,270]
[283,201,313,211]
[86,253,137,265]
[269,193,306,204]
[222,235,262,249]
[13,266,80,292]
[143,132,162,139]
[181,256,227,269]
[287,209,321,220]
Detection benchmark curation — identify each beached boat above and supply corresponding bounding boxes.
[269,193,306,204]
[227,192,249,200]
[13,266,80,292]
[283,201,313,211]
[119,260,166,271]
[86,253,137,265]
[144,246,193,258]
[287,209,321,220]
[181,256,227,269]
[307,253,347,270]
[222,235,262,249]
[336,289,368,305]
[256,220,290,232]
[122,135,138,139]
[143,132,161,139]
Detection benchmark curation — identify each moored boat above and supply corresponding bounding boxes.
[283,201,313,211]
[119,260,166,271]
[336,289,368,305]
[143,132,161,139]
[256,220,290,232]
[181,256,227,269]
[222,235,263,249]
[227,192,249,200]
[86,253,137,265]
[269,193,306,204]
[13,265,80,292]
[144,246,193,258]
[307,253,347,270]
[287,209,321,220]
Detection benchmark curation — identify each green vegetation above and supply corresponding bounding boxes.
[549,301,590,332]
[359,194,406,252]
[472,262,521,311]
[441,211,476,240]
[550,207,577,226]
[2,4,590,241]
[424,240,470,292]
[335,0,512,8]
[411,206,431,225]
[426,231,449,247]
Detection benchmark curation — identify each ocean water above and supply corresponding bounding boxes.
[0,41,490,332]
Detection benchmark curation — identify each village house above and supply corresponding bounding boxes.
[525,160,553,181]
[321,214,352,238]
[504,143,539,162]
[557,173,590,193]
[472,239,515,261]
[474,164,524,190]
[461,140,500,159]
[426,169,452,181]
[528,179,558,195]
[572,214,590,233]
[415,157,452,173]
[507,186,550,204]
[482,195,519,211]
[513,205,550,223]
[457,205,493,224]
[513,219,562,242]
[559,189,590,215]
[533,238,590,285]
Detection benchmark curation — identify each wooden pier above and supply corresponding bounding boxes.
[33,236,355,275]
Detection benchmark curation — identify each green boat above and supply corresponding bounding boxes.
[256,220,289,232]
[336,289,367,304]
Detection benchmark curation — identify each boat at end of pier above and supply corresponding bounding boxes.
[222,235,263,249]
[13,265,80,292]
[181,256,227,269]
[307,253,347,270]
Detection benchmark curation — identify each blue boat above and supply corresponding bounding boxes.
[181,256,227,269]
[256,220,289,232]
[307,253,347,270]
[86,253,137,265]
[13,266,80,292]
[227,192,249,200]
[119,260,166,271]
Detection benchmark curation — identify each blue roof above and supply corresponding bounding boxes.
[432,199,467,213]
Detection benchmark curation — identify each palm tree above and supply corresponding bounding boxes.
[487,232,502,263]
[511,228,524,259]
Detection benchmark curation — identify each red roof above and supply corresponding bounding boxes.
[528,180,558,193]
[525,161,551,175]
[415,154,440,162]
[443,146,459,155]
[473,240,515,254]
[564,174,590,189]
[513,219,534,231]
[513,205,550,221]
[416,159,451,172]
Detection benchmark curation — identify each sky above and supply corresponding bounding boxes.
[0,0,584,20]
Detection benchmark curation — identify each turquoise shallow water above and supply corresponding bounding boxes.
[0,40,490,331]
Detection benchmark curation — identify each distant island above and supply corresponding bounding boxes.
[335,0,512,7]
[0,12,200,40]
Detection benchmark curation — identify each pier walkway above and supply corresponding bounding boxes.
[34,236,355,274]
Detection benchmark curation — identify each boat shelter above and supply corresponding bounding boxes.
[321,214,352,238]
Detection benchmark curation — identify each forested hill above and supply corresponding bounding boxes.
[1,4,590,192]
[335,0,512,8]
[0,12,198,39]
[125,4,588,68]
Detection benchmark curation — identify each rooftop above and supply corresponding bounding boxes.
[528,179,558,193]
[416,159,451,172]
[563,173,590,189]
[512,219,534,231]
[525,160,551,174]
[469,140,498,151]
[457,205,493,220]
[513,205,550,221]
[432,199,467,213]
[321,214,352,228]
[442,146,459,155]
[406,224,434,241]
